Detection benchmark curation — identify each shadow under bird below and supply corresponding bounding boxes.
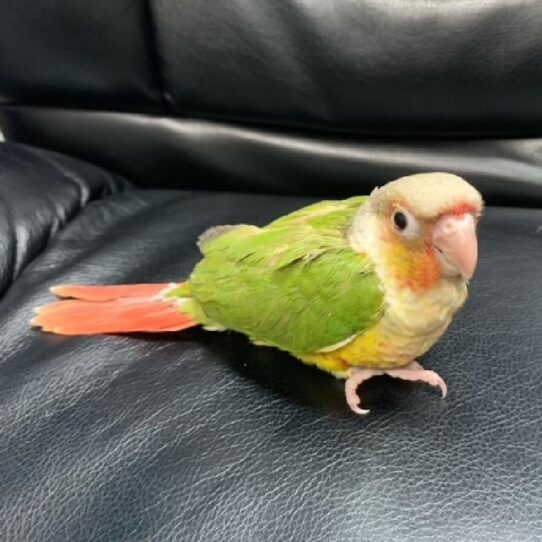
[31,172,483,415]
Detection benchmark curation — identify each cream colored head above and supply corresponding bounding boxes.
[350,172,484,289]
[369,173,482,218]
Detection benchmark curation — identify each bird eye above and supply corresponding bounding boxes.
[391,208,419,238]
[393,211,408,231]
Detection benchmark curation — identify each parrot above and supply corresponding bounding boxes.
[31,172,483,415]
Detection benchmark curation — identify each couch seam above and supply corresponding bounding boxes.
[3,103,542,142]
[29,147,130,209]
[143,0,174,113]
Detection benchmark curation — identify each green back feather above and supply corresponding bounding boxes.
[187,196,384,354]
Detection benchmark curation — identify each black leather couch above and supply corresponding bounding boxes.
[1,2,541,540]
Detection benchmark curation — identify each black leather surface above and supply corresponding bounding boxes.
[154,0,542,135]
[0,143,129,297]
[0,0,161,109]
[3,1,542,136]
[0,143,541,541]
[3,107,542,207]
[1,0,542,539]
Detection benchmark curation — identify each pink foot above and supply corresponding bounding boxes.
[345,368,384,415]
[344,361,447,415]
[386,361,448,398]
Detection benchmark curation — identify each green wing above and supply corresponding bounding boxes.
[188,196,384,354]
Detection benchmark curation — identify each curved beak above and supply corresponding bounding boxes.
[433,214,478,279]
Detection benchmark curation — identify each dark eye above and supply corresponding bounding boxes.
[393,211,408,231]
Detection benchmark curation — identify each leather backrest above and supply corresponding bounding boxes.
[0,0,161,110]
[151,0,542,136]
[1,0,542,200]
[3,0,542,135]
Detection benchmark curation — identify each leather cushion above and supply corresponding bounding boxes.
[0,143,129,296]
[3,108,542,207]
[0,143,541,541]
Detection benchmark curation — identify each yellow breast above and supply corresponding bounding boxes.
[336,277,467,368]
[298,277,467,376]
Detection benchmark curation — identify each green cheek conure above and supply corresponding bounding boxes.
[31,173,483,415]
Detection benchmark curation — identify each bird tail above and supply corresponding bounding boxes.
[30,283,198,335]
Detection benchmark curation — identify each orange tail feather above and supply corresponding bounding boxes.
[32,283,197,335]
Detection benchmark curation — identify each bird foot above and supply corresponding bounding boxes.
[344,361,447,415]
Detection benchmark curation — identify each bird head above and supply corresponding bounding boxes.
[350,173,483,291]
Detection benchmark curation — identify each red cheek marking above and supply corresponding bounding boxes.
[418,244,440,290]
[387,243,441,291]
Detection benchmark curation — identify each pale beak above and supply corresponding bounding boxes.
[433,214,478,279]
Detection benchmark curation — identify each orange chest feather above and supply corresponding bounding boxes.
[384,242,440,291]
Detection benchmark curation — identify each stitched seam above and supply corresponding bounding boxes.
[143,0,174,112]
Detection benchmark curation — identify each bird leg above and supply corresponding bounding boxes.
[344,361,447,415]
